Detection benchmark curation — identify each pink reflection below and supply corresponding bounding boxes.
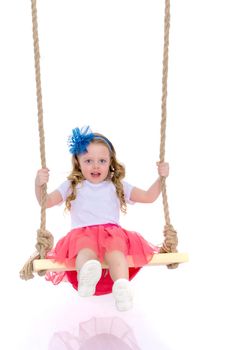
[49,317,141,350]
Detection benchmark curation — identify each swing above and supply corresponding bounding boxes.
[20,0,188,281]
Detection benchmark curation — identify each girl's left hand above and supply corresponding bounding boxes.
[156,162,169,177]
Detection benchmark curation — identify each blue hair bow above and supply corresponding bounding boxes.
[68,126,94,155]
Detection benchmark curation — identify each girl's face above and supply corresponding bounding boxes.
[78,142,111,184]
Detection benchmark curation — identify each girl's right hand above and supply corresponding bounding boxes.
[35,168,49,187]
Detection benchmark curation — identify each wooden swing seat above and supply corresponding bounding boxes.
[33,252,189,272]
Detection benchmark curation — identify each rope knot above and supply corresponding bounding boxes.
[19,251,40,280]
[159,224,179,269]
[36,229,54,258]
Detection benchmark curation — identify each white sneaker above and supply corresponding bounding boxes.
[112,279,133,311]
[78,260,102,297]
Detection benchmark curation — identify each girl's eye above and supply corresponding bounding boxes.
[99,159,107,164]
[85,159,92,164]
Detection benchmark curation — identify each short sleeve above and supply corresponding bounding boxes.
[57,180,72,202]
[122,181,135,205]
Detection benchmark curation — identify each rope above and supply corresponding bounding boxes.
[20,0,178,279]
[20,0,54,280]
[158,0,179,268]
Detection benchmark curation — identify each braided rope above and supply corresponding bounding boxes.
[158,0,179,268]
[20,0,53,280]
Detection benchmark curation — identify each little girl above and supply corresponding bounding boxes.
[35,126,169,311]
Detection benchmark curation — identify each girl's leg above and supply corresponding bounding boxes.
[76,248,102,297]
[105,250,133,312]
[76,248,98,270]
[104,250,129,281]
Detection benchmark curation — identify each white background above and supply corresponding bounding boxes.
[0,1,233,349]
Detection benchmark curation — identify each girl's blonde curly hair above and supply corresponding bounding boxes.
[65,133,127,213]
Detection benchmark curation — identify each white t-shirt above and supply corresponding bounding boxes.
[57,180,134,228]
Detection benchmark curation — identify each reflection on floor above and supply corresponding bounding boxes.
[49,316,141,350]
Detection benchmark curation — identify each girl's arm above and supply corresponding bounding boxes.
[35,168,63,208]
[130,162,169,203]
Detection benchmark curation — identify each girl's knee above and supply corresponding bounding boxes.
[104,250,127,266]
[76,248,98,270]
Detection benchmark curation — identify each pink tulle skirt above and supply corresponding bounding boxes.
[46,224,159,295]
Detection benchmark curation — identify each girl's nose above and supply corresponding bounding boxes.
[93,161,100,168]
